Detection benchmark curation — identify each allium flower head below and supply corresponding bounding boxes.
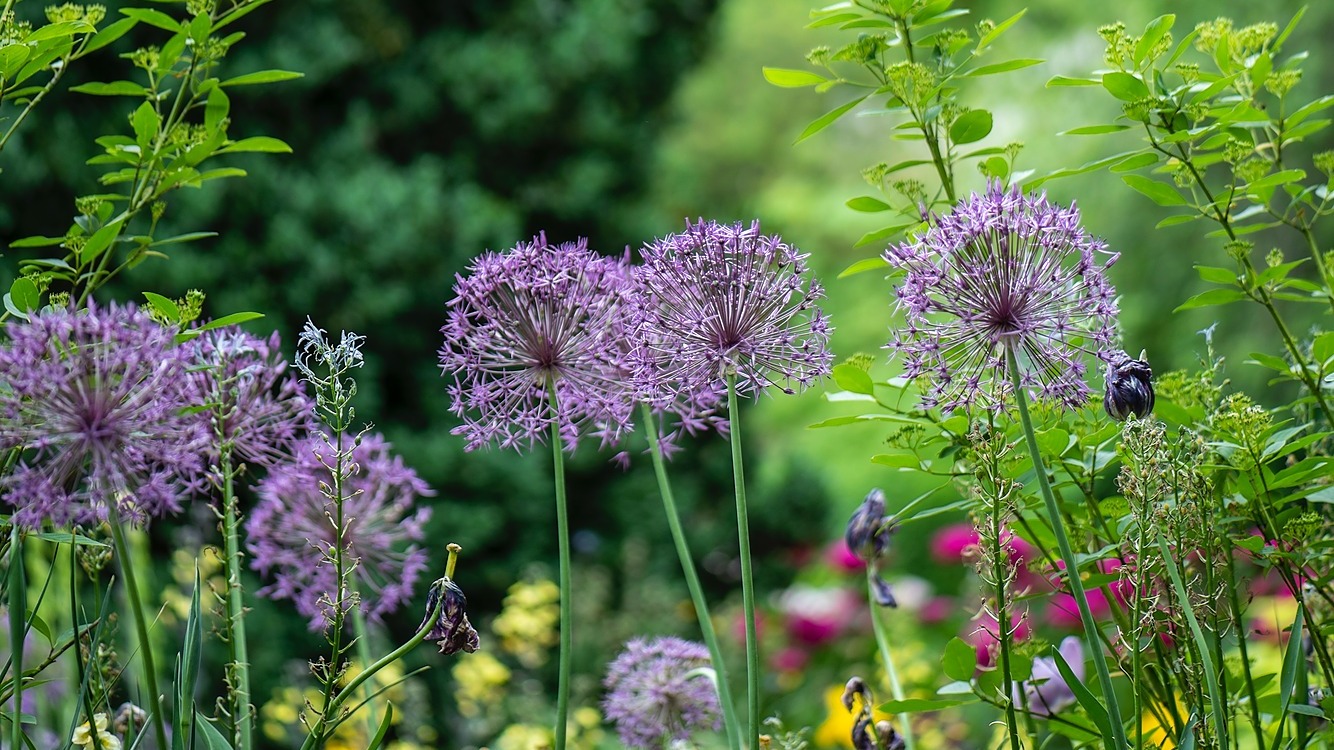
[439,233,634,452]
[603,636,722,749]
[187,327,313,470]
[884,182,1119,412]
[246,432,433,629]
[0,302,204,527]
[630,219,832,401]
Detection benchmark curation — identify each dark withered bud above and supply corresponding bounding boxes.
[841,676,870,711]
[1103,352,1154,421]
[851,715,875,750]
[869,573,898,608]
[875,720,906,750]
[113,702,147,735]
[421,576,480,656]
[845,488,893,562]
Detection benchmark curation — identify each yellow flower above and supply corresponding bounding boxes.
[813,685,893,749]
[72,713,122,750]
[453,651,512,717]
[494,723,553,750]
[493,580,560,668]
[1139,703,1185,749]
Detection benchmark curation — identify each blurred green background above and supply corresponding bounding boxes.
[2,0,1329,746]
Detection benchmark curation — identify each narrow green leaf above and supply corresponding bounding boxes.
[1133,15,1175,67]
[942,637,977,681]
[119,7,181,32]
[194,712,233,750]
[806,12,861,28]
[1122,174,1188,206]
[198,311,264,330]
[1046,75,1099,87]
[838,257,891,279]
[8,278,39,312]
[762,67,827,88]
[977,8,1025,51]
[81,16,137,55]
[965,58,1042,77]
[142,292,181,323]
[1060,124,1131,135]
[1246,169,1305,191]
[1195,265,1239,285]
[149,232,218,247]
[220,69,304,87]
[205,85,230,133]
[877,697,976,713]
[366,704,394,750]
[1156,531,1229,746]
[1156,214,1201,228]
[855,223,918,248]
[1109,152,1160,172]
[1247,352,1292,373]
[219,136,293,154]
[1102,71,1149,101]
[215,0,272,29]
[794,95,867,144]
[70,80,149,97]
[1051,644,1115,745]
[847,196,892,213]
[1274,6,1307,51]
[1173,288,1247,311]
[949,109,993,144]
[871,452,920,469]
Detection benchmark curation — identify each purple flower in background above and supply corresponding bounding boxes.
[439,233,634,452]
[884,183,1119,413]
[1016,636,1084,716]
[630,219,832,402]
[0,302,204,527]
[603,636,722,749]
[246,432,433,629]
[187,328,313,471]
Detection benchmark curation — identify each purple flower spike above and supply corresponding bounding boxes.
[439,233,635,452]
[603,636,722,749]
[884,182,1120,413]
[0,302,205,528]
[187,328,314,471]
[630,219,833,402]
[246,433,433,629]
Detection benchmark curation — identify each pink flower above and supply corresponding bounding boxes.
[966,609,1030,668]
[931,523,978,563]
[825,539,866,572]
[778,585,861,647]
[771,646,810,673]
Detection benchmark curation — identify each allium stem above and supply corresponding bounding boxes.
[1004,348,1126,750]
[548,382,573,750]
[8,527,24,750]
[641,404,743,750]
[220,448,254,750]
[725,375,760,750]
[350,588,378,737]
[867,571,914,750]
[107,504,170,750]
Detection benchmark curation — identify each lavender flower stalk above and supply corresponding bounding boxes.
[440,234,634,750]
[631,219,832,750]
[603,637,722,750]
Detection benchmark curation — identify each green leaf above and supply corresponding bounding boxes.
[1036,427,1070,457]
[1060,124,1131,135]
[832,364,875,395]
[1122,174,1188,206]
[0,44,31,78]
[131,101,160,150]
[1247,352,1291,373]
[1173,288,1247,312]
[1156,214,1200,228]
[70,80,149,97]
[1046,75,1099,87]
[1102,71,1149,101]
[965,58,1042,77]
[142,292,181,323]
[366,703,394,750]
[942,637,977,681]
[80,220,123,263]
[1133,15,1175,67]
[871,452,920,469]
[198,311,264,330]
[1051,644,1115,746]
[2,293,29,320]
[120,7,181,32]
[81,16,137,55]
[219,136,293,154]
[205,85,230,133]
[878,697,976,713]
[855,223,918,248]
[977,8,1025,51]
[806,12,860,28]
[194,713,233,750]
[1109,152,1160,172]
[1195,265,1238,285]
[220,69,304,87]
[838,257,891,279]
[8,278,39,312]
[794,95,867,144]
[949,109,992,144]
[762,67,827,88]
[1246,169,1305,192]
[1313,332,1334,363]
[149,231,218,247]
[807,413,926,429]
[847,196,892,213]
[1026,150,1144,189]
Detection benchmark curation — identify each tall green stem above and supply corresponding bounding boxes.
[107,504,170,750]
[1004,349,1126,750]
[7,527,24,750]
[725,375,760,750]
[548,383,572,750]
[641,404,743,750]
[867,573,915,750]
[220,448,253,750]
[349,593,377,737]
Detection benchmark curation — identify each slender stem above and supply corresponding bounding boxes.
[867,572,914,750]
[548,382,572,750]
[988,525,1021,750]
[106,504,170,750]
[641,404,743,750]
[1004,349,1127,750]
[349,593,378,736]
[220,449,254,750]
[7,527,23,750]
[726,375,760,750]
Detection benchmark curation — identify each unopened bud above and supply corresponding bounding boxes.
[1104,352,1154,421]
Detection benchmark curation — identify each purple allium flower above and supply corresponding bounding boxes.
[0,302,204,528]
[245,432,433,629]
[186,328,314,471]
[439,233,635,452]
[1103,350,1154,421]
[603,636,722,749]
[1015,636,1084,716]
[884,182,1120,413]
[630,219,833,402]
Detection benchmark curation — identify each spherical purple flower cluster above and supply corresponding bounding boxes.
[603,636,722,749]
[245,432,433,629]
[439,233,635,452]
[186,328,313,471]
[0,302,205,527]
[884,182,1120,413]
[630,219,833,401]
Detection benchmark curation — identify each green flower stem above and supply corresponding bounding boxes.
[106,504,170,750]
[867,573,914,750]
[725,375,760,750]
[1155,529,1228,747]
[640,404,743,750]
[548,382,573,750]
[1004,349,1126,750]
[8,527,23,750]
[220,448,254,750]
[349,592,378,737]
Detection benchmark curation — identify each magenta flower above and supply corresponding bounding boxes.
[603,636,722,749]
[186,328,313,471]
[439,233,635,452]
[630,219,832,401]
[0,302,204,527]
[884,182,1120,412]
[246,432,433,629]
